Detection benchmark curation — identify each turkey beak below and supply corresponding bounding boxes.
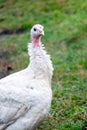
[42,31,44,36]
[39,30,44,36]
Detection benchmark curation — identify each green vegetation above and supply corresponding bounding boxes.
[0,0,87,129]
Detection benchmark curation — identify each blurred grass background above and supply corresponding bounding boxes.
[0,0,87,129]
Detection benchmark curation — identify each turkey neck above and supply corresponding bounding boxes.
[31,36,41,47]
[28,37,53,82]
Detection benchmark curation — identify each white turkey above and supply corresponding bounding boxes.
[0,24,54,130]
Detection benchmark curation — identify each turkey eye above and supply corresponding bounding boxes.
[34,28,36,31]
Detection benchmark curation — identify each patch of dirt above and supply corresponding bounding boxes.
[0,27,26,39]
[0,46,18,79]
[0,58,13,79]
[0,25,26,78]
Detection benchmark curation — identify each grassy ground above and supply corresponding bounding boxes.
[0,0,87,129]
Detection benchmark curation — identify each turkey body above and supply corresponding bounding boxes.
[0,24,53,130]
[0,68,52,130]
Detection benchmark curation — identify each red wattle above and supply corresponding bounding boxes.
[33,36,40,47]
[34,42,40,47]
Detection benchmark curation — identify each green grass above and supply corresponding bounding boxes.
[0,0,87,129]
